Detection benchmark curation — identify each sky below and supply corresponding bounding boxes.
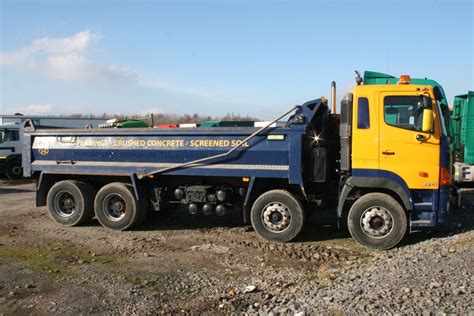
[0,0,473,119]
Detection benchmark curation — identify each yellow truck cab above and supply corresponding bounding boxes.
[338,76,451,249]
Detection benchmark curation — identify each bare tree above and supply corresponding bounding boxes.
[18,111,260,126]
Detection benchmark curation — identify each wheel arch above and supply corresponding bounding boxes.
[242,178,306,224]
[337,175,413,220]
[5,154,21,165]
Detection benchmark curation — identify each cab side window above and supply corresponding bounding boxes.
[357,97,370,129]
[384,96,425,131]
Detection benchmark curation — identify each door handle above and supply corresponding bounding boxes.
[382,151,395,156]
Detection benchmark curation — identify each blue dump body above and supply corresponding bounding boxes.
[23,101,324,187]
[28,128,297,179]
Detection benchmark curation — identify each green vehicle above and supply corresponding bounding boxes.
[99,118,148,128]
[199,120,255,127]
[114,119,148,128]
[452,91,474,183]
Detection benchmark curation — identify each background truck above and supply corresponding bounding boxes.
[0,115,105,179]
[0,114,105,128]
[99,118,148,128]
[452,91,474,183]
[0,123,22,179]
[22,75,450,249]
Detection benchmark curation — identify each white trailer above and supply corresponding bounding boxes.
[0,115,106,179]
[0,123,22,179]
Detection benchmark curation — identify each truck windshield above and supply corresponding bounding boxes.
[436,101,448,137]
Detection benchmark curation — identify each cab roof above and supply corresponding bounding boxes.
[352,83,434,94]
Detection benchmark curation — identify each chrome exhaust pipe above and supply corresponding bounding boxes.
[331,81,336,114]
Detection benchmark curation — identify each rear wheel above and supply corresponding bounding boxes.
[347,192,407,250]
[46,180,95,226]
[94,182,143,230]
[5,160,22,180]
[250,189,304,242]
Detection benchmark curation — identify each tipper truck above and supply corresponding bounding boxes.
[452,91,474,183]
[22,74,451,250]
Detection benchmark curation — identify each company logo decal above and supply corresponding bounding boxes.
[38,148,49,156]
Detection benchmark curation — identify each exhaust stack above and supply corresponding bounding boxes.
[331,81,337,114]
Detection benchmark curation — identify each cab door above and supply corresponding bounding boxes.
[378,92,440,190]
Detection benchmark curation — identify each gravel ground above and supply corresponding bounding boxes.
[0,179,473,314]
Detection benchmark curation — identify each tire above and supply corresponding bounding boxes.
[250,189,305,242]
[46,180,95,226]
[94,182,143,230]
[5,160,22,180]
[347,192,407,250]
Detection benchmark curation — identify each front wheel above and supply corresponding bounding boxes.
[347,192,407,250]
[250,189,304,242]
[5,160,22,180]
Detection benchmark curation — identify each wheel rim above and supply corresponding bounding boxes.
[261,202,291,233]
[11,165,21,176]
[53,190,76,217]
[360,206,394,238]
[102,193,127,221]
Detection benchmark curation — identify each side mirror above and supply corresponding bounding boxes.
[422,96,433,109]
[422,109,434,133]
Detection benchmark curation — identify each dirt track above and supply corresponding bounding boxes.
[0,179,473,314]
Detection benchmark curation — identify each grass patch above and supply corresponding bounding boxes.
[0,246,70,277]
[124,274,165,292]
[0,241,117,277]
[300,264,339,283]
[359,255,373,265]
[316,265,338,283]
[330,309,345,316]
